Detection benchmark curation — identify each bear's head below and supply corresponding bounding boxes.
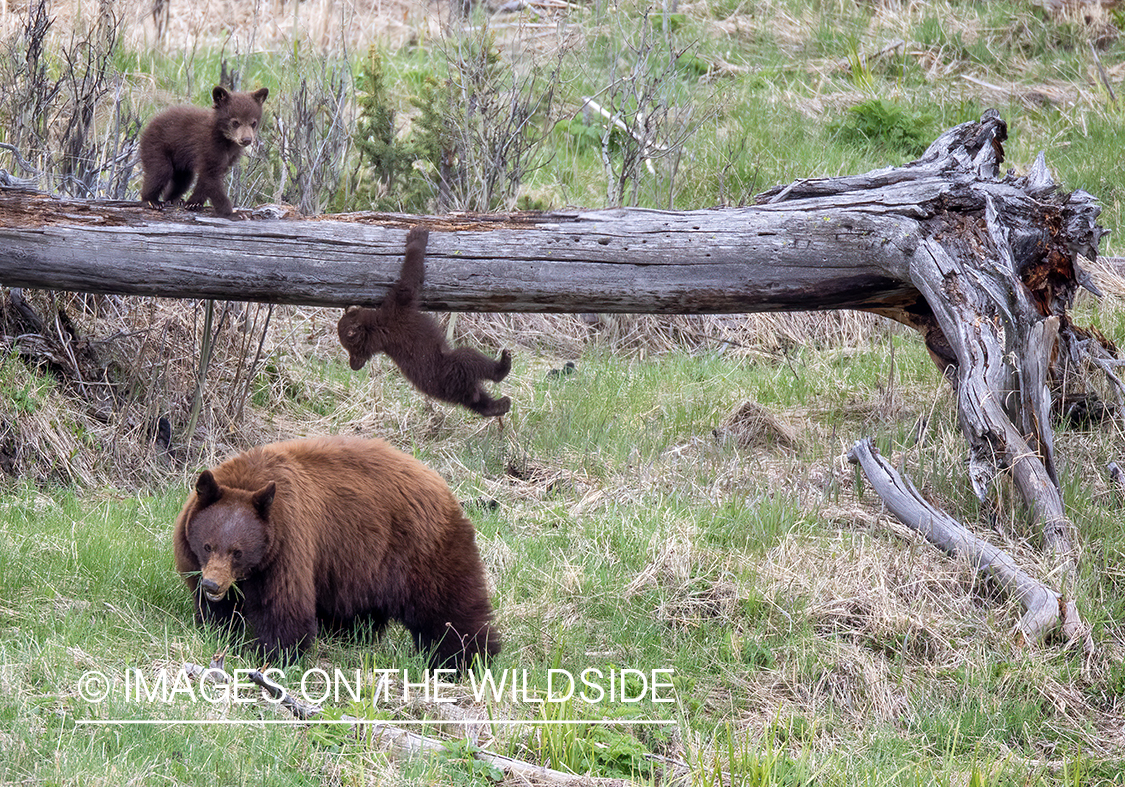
[337,306,383,370]
[212,85,269,149]
[184,470,275,602]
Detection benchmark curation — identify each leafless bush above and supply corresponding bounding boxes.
[264,61,355,215]
[579,11,714,207]
[0,0,142,198]
[420,19,566,212]
[0,0,61,177]
[0,286,292,486]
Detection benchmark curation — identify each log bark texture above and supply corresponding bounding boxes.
[0,195,925,313]
[758,112,1105,575]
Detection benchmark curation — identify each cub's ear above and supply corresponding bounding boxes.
[251,87,269,105]
[195,470,223,508]
[252,482,276,520]
[212,85,231,107]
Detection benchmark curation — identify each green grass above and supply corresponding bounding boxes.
[3,341,1123,784]
[11,0,1125,242]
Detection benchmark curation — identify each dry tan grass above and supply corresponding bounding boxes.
[0,0,426,53]
[454,310,884,358]
[0,288,891,487]
[625,521,744,629]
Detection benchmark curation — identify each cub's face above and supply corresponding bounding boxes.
[337,306,378,370]
[212,85,269,148]
[186,470,274,602]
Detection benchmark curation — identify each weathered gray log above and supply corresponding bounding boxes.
[757,112,1104,573]
[847,438,1091,650]
[0,195,926,313]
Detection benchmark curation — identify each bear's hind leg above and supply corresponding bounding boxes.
[492,349,512,382]
[406,580,500,671]
[467,389,511,418]
[164,167,196,204]
[412,619,500,671]
[140,161,173,206]
[442,348,511,416]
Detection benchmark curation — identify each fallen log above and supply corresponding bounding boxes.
[0,193,926,313]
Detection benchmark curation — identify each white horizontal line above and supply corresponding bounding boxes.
[76,718,676,726]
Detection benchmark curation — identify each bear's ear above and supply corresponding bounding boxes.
[251,87,269,105]
[195,470,223,508]
[252,482,276,520]
[212,85,231,107]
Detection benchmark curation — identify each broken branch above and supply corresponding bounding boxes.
[846,438,1091,651]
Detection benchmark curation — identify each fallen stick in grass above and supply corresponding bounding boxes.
[180,661,608,786]
[846,438,1093,653]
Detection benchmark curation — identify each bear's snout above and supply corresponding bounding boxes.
[200,577,226,601]
[200,556,234,602]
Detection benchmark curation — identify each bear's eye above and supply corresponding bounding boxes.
[233,549,243,561]
[203,543,212,554]
[251,120,258,129]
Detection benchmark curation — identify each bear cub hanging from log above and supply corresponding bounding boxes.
[337,226,512,417]
[140,85,269,217]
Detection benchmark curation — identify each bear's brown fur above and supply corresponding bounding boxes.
[140,85,269,217]
[337,226,512,417]
[172,435,500,668]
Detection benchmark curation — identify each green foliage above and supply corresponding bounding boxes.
[691,723,814,787]
[650,12,689,33]
[438,738,506,784]
[0,356,44,415]
[553,115,626,154]
[831,98,933,159]
[4,0,1125,783]
[353,47,428,212]
[353,26,556,213]
[528,699,654,779]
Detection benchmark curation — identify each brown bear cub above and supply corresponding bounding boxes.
[337,226,513,417]
[173,436,500,669]
[140,85,269,217]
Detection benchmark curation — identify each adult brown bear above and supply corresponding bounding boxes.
[172,436,499,668]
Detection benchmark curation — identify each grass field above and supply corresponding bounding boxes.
[1,0,1125,783]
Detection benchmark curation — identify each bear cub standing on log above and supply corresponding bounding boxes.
[337,226,513,417]
[140,85,269,217]
[173,436,500,668]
